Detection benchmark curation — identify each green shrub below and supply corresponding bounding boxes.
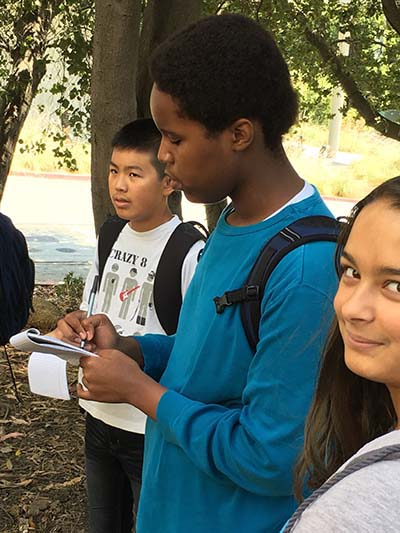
[55,272,85,313]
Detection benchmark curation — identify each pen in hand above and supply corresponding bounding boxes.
[80,275,99,349]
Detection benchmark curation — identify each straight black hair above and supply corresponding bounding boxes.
[112,118,165,178]
[294,175,400,501]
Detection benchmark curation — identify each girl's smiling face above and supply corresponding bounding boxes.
[335,198,400,392]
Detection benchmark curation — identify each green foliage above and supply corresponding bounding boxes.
[17,137,46,155]
[203,0,400,130]
[0,0,94,169]
[47,1,94,143]
[51,131,79,172]
[1,0,399,186]
[12,113,90,173]
[55,272,84,313]
[295,78,332,124]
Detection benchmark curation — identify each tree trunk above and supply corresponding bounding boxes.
[136,0,202,118]
[206,200,228,232]
[0,3,56,202]
[91,0,142,233]
[137,0,217,225]
[168,191,183,220]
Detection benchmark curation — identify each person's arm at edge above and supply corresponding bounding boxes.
[135,333,175,381]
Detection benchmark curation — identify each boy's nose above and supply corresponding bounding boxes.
[158,139,173,165]
[115,175,128,191]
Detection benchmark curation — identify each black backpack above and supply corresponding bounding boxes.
[213,215,341,352]
[97,216,208,335]
[0,213,35,345]
[98,214,340,347]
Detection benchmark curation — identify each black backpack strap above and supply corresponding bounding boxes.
[154,222,206,335]
[97,216,127,285]
[213,216,341,352]
[184,220,209,239]
[283,443,400,532]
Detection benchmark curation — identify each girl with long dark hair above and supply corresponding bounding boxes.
[284,175,400,532]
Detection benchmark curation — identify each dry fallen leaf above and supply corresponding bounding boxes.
[11,417,30,425]
[0,431,24,442]
[0,478,32,488]
[42,475,83,491]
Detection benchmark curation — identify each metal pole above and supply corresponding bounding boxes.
[327,0,351,159]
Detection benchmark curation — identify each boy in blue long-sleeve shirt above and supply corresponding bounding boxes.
[57,14,338,533]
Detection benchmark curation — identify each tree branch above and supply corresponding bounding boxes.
[304,27,400,140]
[381,0,400,35]
[282,0,400,141]
[215,1,228,14]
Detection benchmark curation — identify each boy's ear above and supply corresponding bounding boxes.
[229,118,255,152]
[162,174,175,197]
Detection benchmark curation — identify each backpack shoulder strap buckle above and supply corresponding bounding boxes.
[213,215,341,353]
[214,285,260,314]
[213,293,233,314]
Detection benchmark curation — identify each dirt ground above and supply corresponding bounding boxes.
[0,348,88,533]
[0,287,88,533]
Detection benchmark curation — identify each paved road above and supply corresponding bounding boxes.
[1,172,355,284]
[2,173,96,283]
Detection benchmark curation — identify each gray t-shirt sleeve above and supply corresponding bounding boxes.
[291,461,400,532]
[289,430,400,532]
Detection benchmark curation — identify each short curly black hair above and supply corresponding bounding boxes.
[150,14,298,151]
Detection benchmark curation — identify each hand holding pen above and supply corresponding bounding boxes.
[80,275,99,349]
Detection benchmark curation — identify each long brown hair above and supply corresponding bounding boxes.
[294,176,400,502]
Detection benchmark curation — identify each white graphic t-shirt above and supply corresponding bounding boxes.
[79,216,204,433]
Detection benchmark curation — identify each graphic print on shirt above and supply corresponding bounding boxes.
[101,263,119,313]
[97,235,161,335]
[118,267,140,319]
[135,270,155,326]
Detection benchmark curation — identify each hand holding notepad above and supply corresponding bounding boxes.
[10,328,98,366]
[10,328,98,400]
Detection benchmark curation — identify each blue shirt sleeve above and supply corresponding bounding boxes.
[154,282,333,496]
[136,333,176,381]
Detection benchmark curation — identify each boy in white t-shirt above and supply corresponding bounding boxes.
[79,119,204,532]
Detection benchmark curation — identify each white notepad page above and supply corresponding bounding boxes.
[28,352,71,400]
